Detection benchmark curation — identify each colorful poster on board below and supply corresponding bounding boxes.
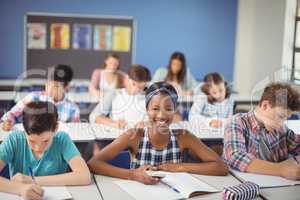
[73,24,92,50]
[27,23,46,49]
[94,25,112,50]
[50,23,70,49]
[112,26,131,52]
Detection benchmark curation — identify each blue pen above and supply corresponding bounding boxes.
[28,167,37,184]
[161,181,180,193]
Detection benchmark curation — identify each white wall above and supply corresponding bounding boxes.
[234,0,293,96]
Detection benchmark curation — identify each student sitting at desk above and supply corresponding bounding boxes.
[0,101,91,200]
[89,64,152,129]
[88,82,228,185]
[89,53,127,96]
[1,64,80,131]
[223,82,300,180]
[189,72,233,128]
[152,51,198,97]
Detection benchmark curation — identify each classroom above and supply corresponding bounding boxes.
[0,0,300,200]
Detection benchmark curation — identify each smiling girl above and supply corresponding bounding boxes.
[88,82,228,185]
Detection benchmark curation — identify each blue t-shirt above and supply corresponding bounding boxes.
[0,131,80,177]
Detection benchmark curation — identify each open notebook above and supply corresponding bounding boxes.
[114,171,219,200]
[0,186,72,200]
[231,169,300,188]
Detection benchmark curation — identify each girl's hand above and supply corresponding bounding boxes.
[209,119,223,128]
[130,165,160,185]
[19,184,44,200]
[12,173,33,184]
[157,163,182,172]
[114,120,127,129]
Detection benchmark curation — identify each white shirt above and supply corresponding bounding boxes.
[89,89,147,127]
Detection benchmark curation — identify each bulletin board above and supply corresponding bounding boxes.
[25,13,135,79]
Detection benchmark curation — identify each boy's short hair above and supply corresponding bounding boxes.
[48,64,73,86]
[259,82,300,111]
[128,64,151,82]
[23,101,58,135]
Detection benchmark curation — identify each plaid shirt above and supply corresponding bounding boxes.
[130,128,182,168]
[1,91,80,124]
[223,111,300,172]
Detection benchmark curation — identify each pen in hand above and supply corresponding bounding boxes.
[28,167,37,184]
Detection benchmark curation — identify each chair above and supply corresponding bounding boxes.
[108,151,131,169]
[0,165,10,179]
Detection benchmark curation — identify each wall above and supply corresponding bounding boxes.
[0,0,237,81]
[233,0,288,96]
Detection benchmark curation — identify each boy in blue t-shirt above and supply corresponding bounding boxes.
[0,101,91,200]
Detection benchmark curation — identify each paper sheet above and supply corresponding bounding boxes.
[231,169,300,188]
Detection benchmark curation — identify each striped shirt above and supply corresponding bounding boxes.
[1,91,80,124]
[130,128,183,168]
[223,111,300,172]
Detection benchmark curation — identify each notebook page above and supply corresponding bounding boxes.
[162,172,219,198]
[231,169,300,188]
[0,186,72,200]
[43,186,72,200]
[0,192,19,200]
[114,179,184,200]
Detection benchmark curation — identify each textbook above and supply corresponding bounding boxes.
[231,169,300,188]
[0,186,72,200]
[114,171,219,200]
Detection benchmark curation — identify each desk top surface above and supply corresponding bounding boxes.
[94,173,263,200]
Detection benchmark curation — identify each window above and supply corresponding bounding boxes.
[292,0,300,80]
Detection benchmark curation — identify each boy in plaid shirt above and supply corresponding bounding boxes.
[1,64,80,131]
[223,82,300,180]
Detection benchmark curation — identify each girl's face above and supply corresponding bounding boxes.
[105,56,119,71]
[209,82,226,102]
[170,59,182,75]
[147,93,175,133]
